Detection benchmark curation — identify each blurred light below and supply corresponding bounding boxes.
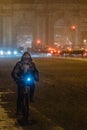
[13,51,17,55]
[0,50,4,55]
[71,25,76,30]
[47,53,52,57]
[50,50,53,54]
[48,47,52,50]
[27,77,31,81]
[7,51,11,55]
[36,39,41,44]
[85,49,87,52]
[67,48,72,51]
[58,50,61,54]
[83,39,87,43]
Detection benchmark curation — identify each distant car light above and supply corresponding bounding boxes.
[47,53,52,56]
[7,51,11,55]
[0,50,4,55]
[13,51,17,55]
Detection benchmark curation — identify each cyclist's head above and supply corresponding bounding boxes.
[21,51,32,62]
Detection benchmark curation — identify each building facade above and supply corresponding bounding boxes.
[0,2,87,49]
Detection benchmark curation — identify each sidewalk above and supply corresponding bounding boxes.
[0,92,22,130]
[0,105,20,130]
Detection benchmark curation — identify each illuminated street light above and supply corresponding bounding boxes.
[36,39,41,45]
[71,25,76,31]
[70,25,78,48]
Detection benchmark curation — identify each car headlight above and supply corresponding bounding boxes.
[7,51,11,55]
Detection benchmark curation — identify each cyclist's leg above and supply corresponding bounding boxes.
[22,88,30,121]
[16,86,23,114]
[30,84,35,102]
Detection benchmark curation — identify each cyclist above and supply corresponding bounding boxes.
[11,51,39,117]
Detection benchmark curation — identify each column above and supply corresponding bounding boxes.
[33,14,46,49]
[45,14,54,45]
[0,16,3,47]
[3,16,12,47]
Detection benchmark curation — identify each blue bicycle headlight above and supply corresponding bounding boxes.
[22,73,34,85]
[25,75,33,83]
[27,77,31,82]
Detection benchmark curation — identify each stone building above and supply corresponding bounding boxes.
[0,0,87,50]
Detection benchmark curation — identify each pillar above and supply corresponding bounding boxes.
[3,16,12,47]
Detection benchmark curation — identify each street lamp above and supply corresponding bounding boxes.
[70,25,78,48]
[71,25,76,31]
[36,39,41,45]
[35,39,42,50]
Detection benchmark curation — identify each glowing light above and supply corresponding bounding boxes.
[0,50,4,55]
[58,50,61,54]
[7,51,11,55]
[36,39,41,44]
[27,77,31,81]
[13,51,17,55]
[85,49,87,52]
[71,25,76,30]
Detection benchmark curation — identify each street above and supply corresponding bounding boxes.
[0,57,87,130]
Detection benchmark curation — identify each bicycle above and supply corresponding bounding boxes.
[20,73,34,121]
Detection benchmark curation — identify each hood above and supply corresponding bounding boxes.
[21,51,32,62]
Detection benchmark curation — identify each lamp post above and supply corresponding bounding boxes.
[70,25,78,48]
[35,39,42,50]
